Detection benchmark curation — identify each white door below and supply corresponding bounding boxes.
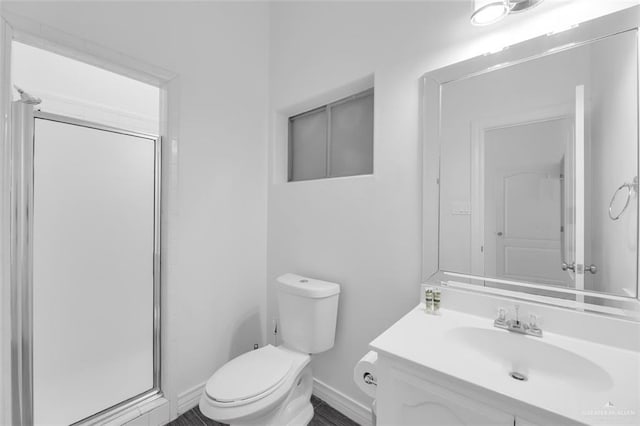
[493,169,568,285]
[481,116,573,287]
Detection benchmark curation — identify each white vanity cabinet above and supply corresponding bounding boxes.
[377,360,514,426]
[368,305,640,425]
[375,355,566,426]
[365,306,623,425]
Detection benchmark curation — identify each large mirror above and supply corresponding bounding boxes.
[422,7,640,312]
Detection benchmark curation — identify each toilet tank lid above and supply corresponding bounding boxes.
[277,273,340,298]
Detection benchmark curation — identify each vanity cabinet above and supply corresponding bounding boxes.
[368,304,640,426]
[379,364,514,426]
[376,355,568,426]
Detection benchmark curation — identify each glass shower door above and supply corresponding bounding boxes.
[29,113,160,425]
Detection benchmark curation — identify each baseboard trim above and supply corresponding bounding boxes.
[313,378,372,426]
[177,382,206,415]
[177,377,372,425]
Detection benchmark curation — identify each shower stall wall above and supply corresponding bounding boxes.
[11,101,161,425]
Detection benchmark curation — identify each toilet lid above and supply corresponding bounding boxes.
[205,345,293,403]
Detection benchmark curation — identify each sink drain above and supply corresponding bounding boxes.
[509,371,528,381]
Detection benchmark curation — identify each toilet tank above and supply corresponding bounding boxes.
[276,273,340,354]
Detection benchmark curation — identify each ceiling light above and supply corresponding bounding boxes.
[471,0,509,26]
[470,0,546,26]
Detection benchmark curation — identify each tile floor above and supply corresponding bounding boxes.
[167,395,360,426]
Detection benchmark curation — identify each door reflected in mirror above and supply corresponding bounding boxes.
[481,119,571,287]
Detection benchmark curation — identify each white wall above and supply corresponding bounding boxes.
[1,0,269,420]
[267,0,638,411]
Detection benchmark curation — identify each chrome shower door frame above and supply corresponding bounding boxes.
[10,108,163,426]
[10,100,35,426]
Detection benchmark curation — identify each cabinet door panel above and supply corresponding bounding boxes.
[384,368,514,426]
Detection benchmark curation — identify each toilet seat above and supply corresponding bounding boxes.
[200,345,311,425]
[205,345,293,406]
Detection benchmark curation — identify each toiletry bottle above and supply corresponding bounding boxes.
[425,288,434,313]
[433,288,441,314]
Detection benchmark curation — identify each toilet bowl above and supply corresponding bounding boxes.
[199,273,341,426]
[199,345,313,426]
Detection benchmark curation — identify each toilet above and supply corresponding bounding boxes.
[199,273,340,426]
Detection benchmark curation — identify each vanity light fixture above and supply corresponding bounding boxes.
[471,0,509,26]
[471,0,545,26]
[509,0,544,14]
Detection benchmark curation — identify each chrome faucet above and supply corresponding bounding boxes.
[494,305,542,337]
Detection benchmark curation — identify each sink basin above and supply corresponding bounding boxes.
[446,326,613,391]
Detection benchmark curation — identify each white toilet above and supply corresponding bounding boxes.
[199,273,340,426]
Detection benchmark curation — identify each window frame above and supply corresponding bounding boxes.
[287,87,374,182]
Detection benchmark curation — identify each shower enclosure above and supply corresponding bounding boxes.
[11,98,161,425]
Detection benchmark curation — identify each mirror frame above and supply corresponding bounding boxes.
[421,6,640,319]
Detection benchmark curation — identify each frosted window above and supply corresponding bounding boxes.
[288,89,374,181]
[330,93,374,177]
[289,108,328,181]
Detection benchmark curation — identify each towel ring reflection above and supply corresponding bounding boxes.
[609,176,638,221]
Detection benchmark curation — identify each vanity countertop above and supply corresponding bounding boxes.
[370,305,640,425]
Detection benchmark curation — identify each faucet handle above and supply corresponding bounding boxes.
[527,313,543,337]
[529,314,539,331]
[498,307,506,321]
[494,307,508,327]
